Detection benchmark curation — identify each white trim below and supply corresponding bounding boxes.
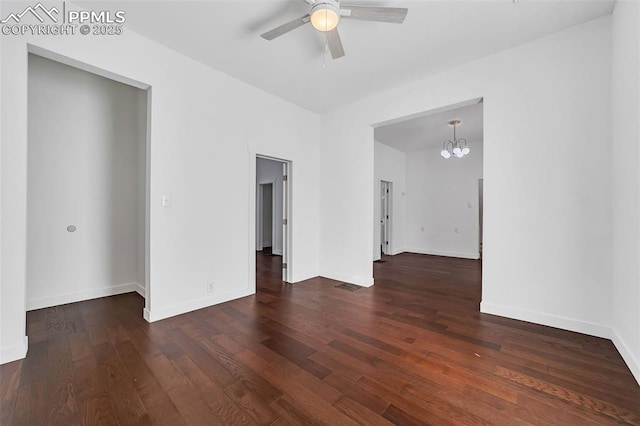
[26,282,140,311]
[321,272,374,288]
[611,328,640,386]
[480,302,611,339]
[404,248,480,260]
[143,287,254,322]
[0,336,28,364]
[272,249,283,256]
[290,272,319,284]
[143,307,152,322]
[135,283,145,297]
[27,44,150,90]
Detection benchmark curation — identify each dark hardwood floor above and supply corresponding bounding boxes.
[1,252,639,425]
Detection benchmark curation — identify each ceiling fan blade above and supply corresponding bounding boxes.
[325,28,345,59]
[340,6,408,24]
[260,14,310,40]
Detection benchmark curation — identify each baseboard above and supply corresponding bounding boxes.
[611,328,640,386]
[143,287,254,323]
[272,249,282,256]
[26,282,140,311]
[0,336,28,365]
[480,302,611,339]
[404,248,479,260]
[320,272,374,288]
[291,272,320,284]
[373,250,404,261]
[135,283,145,297]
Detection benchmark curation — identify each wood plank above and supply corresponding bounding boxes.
[73,356,119,426]
[93,343,149,425]
[46,335,82,425]
[168,353,256,425]
[115,341,187,426]
[224,381,278,425]
[333,395,394,426]
[144,353,223,425]
[0,360,22,425]
[13,380,49,426]
[237,349,358,425]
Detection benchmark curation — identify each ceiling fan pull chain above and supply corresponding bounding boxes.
[323,34,327,69]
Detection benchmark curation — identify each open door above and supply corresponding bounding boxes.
[381,181,391,255]
[479,179,483,258]
[282,162,289,281]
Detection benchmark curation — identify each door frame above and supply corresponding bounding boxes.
[250,154,293,288]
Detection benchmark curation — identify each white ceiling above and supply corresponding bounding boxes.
[375,100,483,152]
[75,0,615,113]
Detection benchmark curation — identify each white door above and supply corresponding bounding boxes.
[381,181,391,255]
[479,179,483,256]
[282,162,289,281]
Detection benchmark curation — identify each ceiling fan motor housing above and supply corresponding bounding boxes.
[310,0,341,32]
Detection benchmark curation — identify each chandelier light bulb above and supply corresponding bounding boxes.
[462,147,470,155]
[453,147,461,155]
[456,151,464,158]
[441,150,451,159]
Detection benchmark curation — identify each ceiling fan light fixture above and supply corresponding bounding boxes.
[310,3,340,32]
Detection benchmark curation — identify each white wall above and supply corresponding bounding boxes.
[26,54,146,310]
[373,141,406,260]
[611,0,640,383]
[256,157,283,255]
[405,141,483,259]
[0,16,320,363]
[320,16,612,339]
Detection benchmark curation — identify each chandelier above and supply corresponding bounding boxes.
[440,119,470,159]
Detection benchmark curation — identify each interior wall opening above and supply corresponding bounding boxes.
[255,156,291,283]
[372,97,484,290]
[26,53,149,313]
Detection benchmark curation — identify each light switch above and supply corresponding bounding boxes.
[161,194,171,207]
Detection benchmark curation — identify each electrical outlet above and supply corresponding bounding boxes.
[454,227,460,233]
[207,282,215,293]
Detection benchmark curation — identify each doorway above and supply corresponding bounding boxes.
[256,156,291,282]
[26,54,149,312]
[373,97,483,261]
[380,181,392,256]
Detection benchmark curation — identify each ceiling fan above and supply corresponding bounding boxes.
[260,0,408,59]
